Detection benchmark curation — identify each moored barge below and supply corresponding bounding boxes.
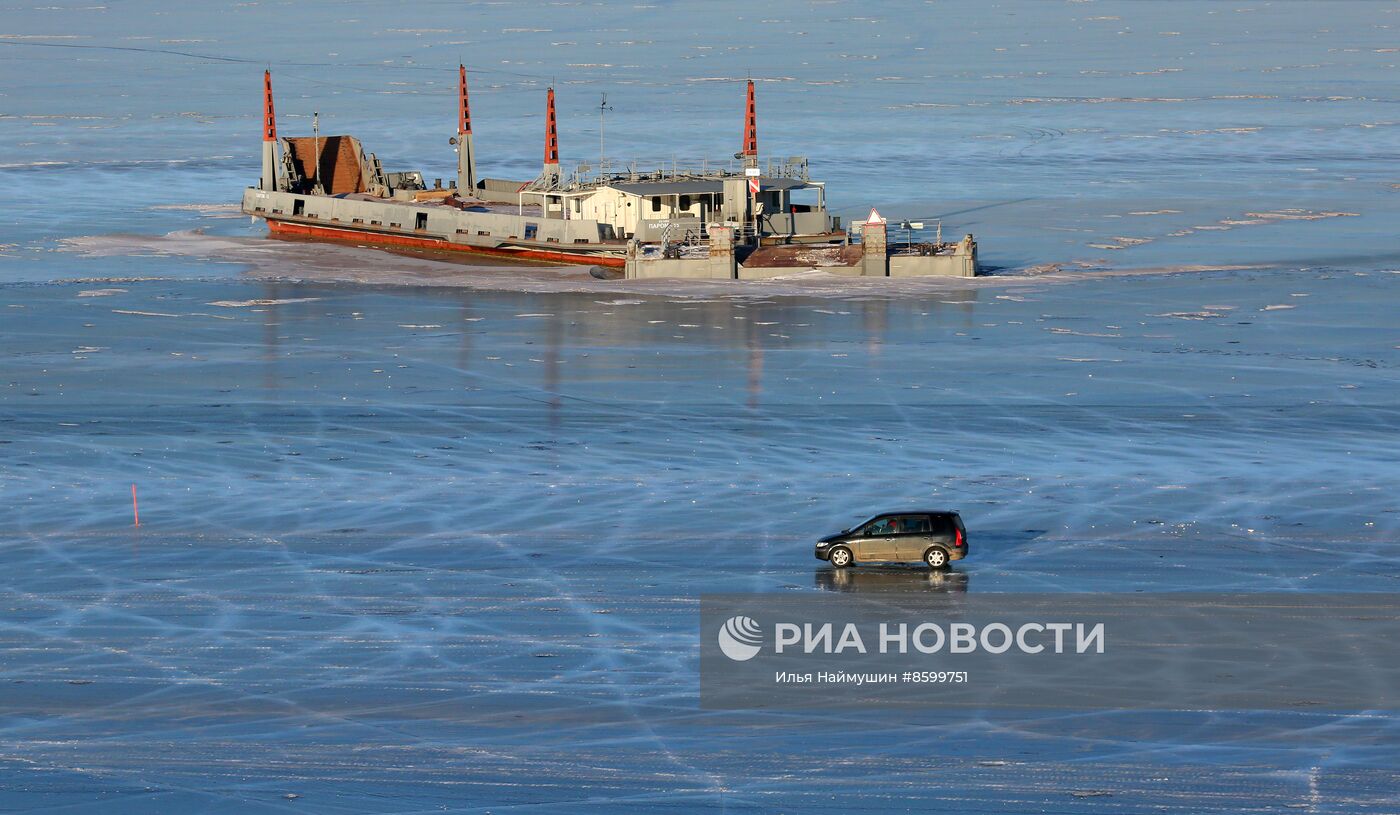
[242,69,978,279]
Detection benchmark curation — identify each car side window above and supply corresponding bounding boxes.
[929,516,954,536]
[894,515,931,534]
[863,517,897,536]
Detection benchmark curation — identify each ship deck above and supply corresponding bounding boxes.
[339,192,544,217]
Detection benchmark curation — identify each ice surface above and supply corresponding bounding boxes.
[3,271,1400,811]
[3,0,1400,811]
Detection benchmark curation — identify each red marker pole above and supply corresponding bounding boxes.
[131,484,140,528]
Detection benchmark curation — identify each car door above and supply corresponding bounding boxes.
[854,516,899,561]
[921,514,957,559]
[893,514,935,561]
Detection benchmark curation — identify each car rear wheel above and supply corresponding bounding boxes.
[828,547,853,568]
[924,547,949,570]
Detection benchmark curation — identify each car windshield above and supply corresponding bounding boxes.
[847,515,879,533]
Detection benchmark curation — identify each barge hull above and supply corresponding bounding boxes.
[265,219,627,268]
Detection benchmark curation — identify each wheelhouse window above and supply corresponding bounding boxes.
[651,196,662,213]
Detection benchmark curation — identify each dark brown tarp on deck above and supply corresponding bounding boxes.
[283,135,366,195]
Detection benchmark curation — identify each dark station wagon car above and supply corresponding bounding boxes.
[815,511,968,569]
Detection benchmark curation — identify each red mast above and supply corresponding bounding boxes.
[741,79,757,165]
[544,87,559,166]
[262,70,277,142]
[456,64,478,192]
[260,70,279,191]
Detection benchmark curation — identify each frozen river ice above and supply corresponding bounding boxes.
[3,269,1399,812]
[2,0,1400,811]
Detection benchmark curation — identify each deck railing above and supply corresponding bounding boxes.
[561,155,811,189]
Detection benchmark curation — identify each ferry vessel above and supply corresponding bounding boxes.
[241,68,977,279]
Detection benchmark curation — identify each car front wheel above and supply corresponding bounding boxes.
[924,547,949,570]
[828,547,853,568]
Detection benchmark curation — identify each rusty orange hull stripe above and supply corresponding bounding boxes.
[265,219,627,268]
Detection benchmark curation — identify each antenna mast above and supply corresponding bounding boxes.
[312,110,324,195]
[598,93,613,167]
